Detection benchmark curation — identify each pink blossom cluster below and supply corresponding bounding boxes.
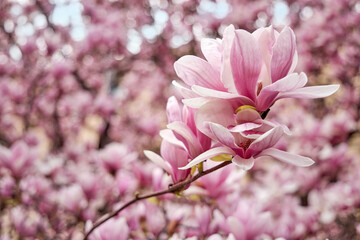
[0,0,359,239]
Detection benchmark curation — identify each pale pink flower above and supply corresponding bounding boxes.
[174,25,339,112]
[97,143,137,174]
[180,99,314,170]
[87,217,129,240]
[145,96,211,183]
[144,140,191,183]
[161,96,211,159]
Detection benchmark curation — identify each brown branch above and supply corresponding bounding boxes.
[35,0,56,31]
[83,160,232,240]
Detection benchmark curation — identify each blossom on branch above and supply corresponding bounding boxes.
[174,25,339,111]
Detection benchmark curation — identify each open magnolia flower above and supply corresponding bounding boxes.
[174,25,339,112]
[179,99,314,170]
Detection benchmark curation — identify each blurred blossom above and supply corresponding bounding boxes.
[0,0,358,239]
[0,141,37,178]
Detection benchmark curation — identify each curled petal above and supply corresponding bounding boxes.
[208,122,239,149]
[246,126,284,158]
[167,121,202,158]
[256,72,308,111]
[235,108,261,124]
[232,155,255,170]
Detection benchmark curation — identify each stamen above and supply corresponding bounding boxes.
[235,105,256,114]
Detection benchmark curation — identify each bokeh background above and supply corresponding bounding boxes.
[0,0,359,239]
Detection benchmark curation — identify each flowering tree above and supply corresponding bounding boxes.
[0,0,359,239]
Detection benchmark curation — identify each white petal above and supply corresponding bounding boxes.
[159,129,186,150]
[179,147,235,169]
[182,97,210,109]
[144,150,173,173]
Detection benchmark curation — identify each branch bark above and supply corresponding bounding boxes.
[83,160,232,240]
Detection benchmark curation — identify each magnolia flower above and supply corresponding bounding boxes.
[162,96,211,159]
[145,96,211,183]
[145,140,191,183]
[174,25,339,112]
[180,99,314,170]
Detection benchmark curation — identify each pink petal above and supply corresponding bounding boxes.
[246,126,284,158]
[288,51,298,74]
[160,141,189,171]
[201,38,222,72]
[232,155,255,170]
[172,80,198,99]
[231,30,262,101]
[259,148,315,167]
[182,97,210,109]
[261,120,292,135]
[235,108,261,124]
[263,72,308,92]
[174,55,225,91]
[182,106,197,134]
[227,216,246,240]
[271,27,296,82]
[195,99,235,138]
[191,85,254,106]
[276,84,340,100]
[208,122,239,149]
[144,150,173,174]
[255,26,276,87]
[159,129,186,150]
[179,147,235,169]
[230,122,262,132]
[191,85,239,99]
[166,96,182,123]
[256,72,308,111]
[167,121,202,158]
[221,25,237,93]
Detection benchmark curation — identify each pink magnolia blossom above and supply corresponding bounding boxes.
[162,96,211,159]
[144,140,190,183]
[180,99,314,170]
[145,96,211,183]
[174,25,339,112]
[97,143,137,174]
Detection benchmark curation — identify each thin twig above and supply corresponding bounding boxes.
[83,160,232,240]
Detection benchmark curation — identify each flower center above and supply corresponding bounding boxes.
[235,105,256,114]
